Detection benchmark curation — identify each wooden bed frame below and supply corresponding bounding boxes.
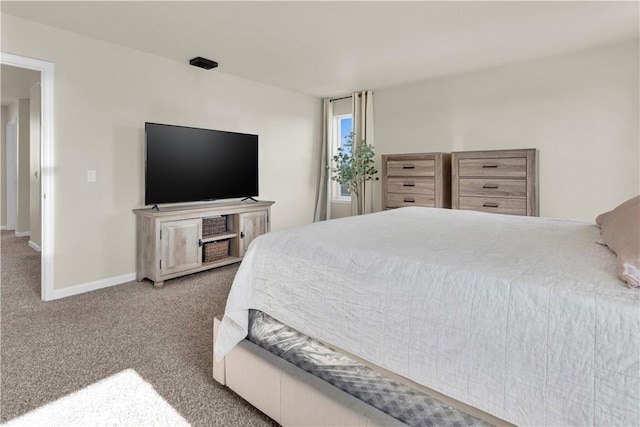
[212,317,511,427]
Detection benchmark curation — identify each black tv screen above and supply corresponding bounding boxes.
[145,122,258,205]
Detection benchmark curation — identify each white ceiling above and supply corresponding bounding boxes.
[1,1,638,98]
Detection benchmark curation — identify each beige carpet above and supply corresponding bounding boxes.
[4,369,190,426]
[0,231,277,426]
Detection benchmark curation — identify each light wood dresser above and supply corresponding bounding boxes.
[451,148,538,216]
[381,152,451,210]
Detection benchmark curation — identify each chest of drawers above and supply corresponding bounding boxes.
[451,149,538,216]
[381,152,451,210]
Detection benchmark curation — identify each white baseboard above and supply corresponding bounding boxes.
[28,241,42,252]
[50,272,137,300]
[15,231,30,237]
[0,225,6,230]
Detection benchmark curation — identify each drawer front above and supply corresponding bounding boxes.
[458,196,526,216]
[387,193,435,208]
[458,157,526,178]
[459,178,526,198]
[386,177,435,195]
[387,159,435,177]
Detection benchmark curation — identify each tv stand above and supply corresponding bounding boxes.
[151,204,160,211]
[241,196,259,202]
[133,200,274,288]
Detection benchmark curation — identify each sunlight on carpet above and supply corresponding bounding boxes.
[3,369,189,426]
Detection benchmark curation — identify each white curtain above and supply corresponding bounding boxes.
[313,98,333,222]
[351,90,374,215]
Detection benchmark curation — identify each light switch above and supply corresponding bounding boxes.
[87,170,96,183]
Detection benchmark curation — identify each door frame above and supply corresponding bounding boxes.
[1,53,55,301]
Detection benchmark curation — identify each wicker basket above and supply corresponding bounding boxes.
[203,216,226,237]
[203,240,229,263]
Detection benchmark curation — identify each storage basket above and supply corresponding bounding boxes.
[203,240,229,263]
[203,216,226,237]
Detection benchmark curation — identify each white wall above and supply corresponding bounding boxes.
[1,106,7,227]
[7,98,30,234]
[374,40,639,221]
[2,14,321,291]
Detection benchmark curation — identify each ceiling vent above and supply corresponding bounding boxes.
[189,57,218,70]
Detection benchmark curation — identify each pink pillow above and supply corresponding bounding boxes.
[596,195,639,227]
[598,196,640,288]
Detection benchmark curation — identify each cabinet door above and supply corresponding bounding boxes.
[239,211,268,257]
[159,219,202,276]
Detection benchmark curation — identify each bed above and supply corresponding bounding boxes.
[213,207,639,426]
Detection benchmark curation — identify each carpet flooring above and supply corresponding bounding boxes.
[0,231,277,426]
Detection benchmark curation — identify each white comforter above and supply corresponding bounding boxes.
[215,207,639,426]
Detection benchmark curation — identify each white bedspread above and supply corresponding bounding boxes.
[215,207,639,426]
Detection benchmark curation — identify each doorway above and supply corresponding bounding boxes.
[1,53,54,301]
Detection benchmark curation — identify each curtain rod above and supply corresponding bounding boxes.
[329,93,362,102]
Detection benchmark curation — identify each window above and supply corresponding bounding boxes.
[332,114,353,202]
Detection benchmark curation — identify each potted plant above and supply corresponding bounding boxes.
[330,132,379,215]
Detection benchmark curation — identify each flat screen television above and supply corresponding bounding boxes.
[145,122,258,206]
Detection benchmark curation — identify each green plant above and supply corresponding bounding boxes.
[330,132,379,214]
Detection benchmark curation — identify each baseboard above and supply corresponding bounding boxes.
[0,225,6,230]
[50,272,137,300]
[28,241,42,252]
[15,231,30,237]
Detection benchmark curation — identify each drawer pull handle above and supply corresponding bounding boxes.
[482,184,499,189]
[404,198,415,203]
[482,164,499,168]
[403,183,415,187]
[402,165,415,169]
[482,203,499,208]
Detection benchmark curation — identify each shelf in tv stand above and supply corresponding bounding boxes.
[202,232,238,243]
[202,256,242,268]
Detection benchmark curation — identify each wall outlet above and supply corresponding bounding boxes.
[87,170,96,183]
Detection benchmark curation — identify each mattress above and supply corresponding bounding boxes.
[216,207,640,426]
[247,309,490,427]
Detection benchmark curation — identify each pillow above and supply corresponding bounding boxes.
[596,195,639,227]
[597,196,640,288]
